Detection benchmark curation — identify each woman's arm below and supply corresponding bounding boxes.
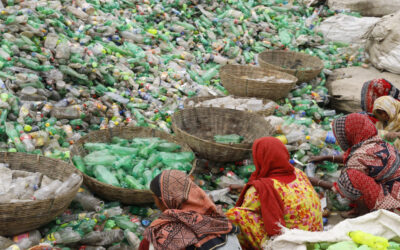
[309,154,344,164]
[308,177,334,189]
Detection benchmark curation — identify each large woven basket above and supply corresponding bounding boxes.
[220,65,298,101]
[172,107,274,162]
[184,96,276,117]
[258,50,324,83]
[70,126,196,205]
[0,152,82,236]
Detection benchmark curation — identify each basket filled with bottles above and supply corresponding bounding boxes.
[171,107,274,162]
[258,50,324,83]
[0,152,82,236]
[220,64,298,101]
[184,95,277,117]
[70,126,196,205]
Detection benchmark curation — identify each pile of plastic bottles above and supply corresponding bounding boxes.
[0,0,373,246]
[266,80,342,178]
[0,0,367,159]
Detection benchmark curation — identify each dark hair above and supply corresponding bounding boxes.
[150,173,162,198]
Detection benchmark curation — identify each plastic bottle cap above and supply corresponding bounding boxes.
[24,125,32,132]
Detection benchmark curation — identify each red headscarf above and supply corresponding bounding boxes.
[236,137,296,236]
[332,113,378,161]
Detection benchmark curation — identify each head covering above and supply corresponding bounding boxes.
[144,170,234,250]
[236,137,296,236]
[332,113,377,160]
[372,95,400,132]
[361,78,399,113]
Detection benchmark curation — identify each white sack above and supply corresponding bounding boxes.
[265,210,400,250]
[365,11,400,74]
[327,0,400,17]
[316,14,380,45]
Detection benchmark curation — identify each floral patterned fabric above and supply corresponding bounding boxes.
[226,168,323,249]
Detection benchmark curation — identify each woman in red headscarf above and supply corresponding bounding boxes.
[226,137,323,250]
[331,113,400,215]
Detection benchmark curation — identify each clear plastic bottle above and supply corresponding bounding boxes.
[49,227,81,244]
[33,179,63,200]
[80,229,124,246]
[54,173,82,196]
[285,130,305,144]
[12,230,41,249]
[73,191,104,212]
[125,229,141,249]
[19,133,35,152]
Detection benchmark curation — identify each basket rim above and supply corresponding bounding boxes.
[220,64,299,83]
[0,152,83,207]
[70,126,197,194]
[171,107,270,150]
[258,50,324,71]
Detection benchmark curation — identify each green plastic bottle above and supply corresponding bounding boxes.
[160,152,195,164]
[164,161,192,172]
[138,142,159,159]
[72,155,86,173]
[84,151,117,166]
[113,156,133,170]
[214,134,244,144]
[107,145,139,156]
[125,175,145,189]
[77,219,97,235]
[146,153,161,169]
[156,142,181,152]
[93,165,121,187]
[114,216,138,232]
[132,160,146,178]
[84,143,108,152]
[142,170,153,187]
[111,137,129,146]
[238,165,255,179]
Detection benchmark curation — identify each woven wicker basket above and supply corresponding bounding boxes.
[220,65,298,101]
[172,107,274,162]
[184,96,276,117]
[258,50,324,83]
[0,152,82,236]
[70,126,196,205]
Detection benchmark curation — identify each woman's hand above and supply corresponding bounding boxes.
[384,132,400,142]
[309,155,329,163]
[308,177,334,189]
[229,184,244,193]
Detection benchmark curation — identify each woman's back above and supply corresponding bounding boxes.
[273,168,323,231]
